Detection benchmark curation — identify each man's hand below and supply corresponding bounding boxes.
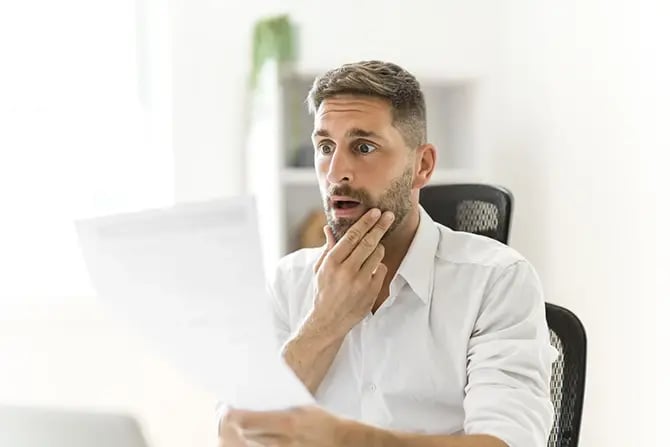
[218,406,349,447]
[280,208,395,395]
[311,208,395,338]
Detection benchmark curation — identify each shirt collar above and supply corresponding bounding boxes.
[395,206,440,304]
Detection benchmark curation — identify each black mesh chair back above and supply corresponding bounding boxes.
[419,184,513,244]
[546,303,587,447]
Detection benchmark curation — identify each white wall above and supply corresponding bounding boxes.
[172,0,287,202]
[644,3,670,441]
[480,2,660,445]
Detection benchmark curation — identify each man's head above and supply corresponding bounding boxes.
[307,60,436,241]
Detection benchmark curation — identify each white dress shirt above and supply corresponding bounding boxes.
[268,207,556,447]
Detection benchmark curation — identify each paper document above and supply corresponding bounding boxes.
[76,196,314,410]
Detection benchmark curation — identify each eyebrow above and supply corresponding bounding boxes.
[312,128,385,141]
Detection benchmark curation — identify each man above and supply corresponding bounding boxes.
[219,61,556,446]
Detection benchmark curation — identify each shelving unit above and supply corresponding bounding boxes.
[245,64,481,274]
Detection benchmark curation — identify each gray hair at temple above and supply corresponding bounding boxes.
[306,60,427,150]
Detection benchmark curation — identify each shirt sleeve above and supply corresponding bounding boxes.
[463,260,557,447]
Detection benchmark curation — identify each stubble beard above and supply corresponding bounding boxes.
[323,166,414,242]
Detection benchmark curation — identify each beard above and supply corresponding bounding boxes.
[322,165,414,242]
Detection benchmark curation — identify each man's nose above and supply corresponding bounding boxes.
[326,148,353,184]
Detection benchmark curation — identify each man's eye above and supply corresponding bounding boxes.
[357,142,377,154]
[318,143,334,155]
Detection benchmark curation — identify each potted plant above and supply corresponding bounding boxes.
[249,14,296,88]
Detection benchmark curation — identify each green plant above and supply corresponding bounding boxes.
[250,14,295,88]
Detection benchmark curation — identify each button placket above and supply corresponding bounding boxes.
[360,313,377,419]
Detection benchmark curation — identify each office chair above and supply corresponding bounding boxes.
[419,183,513,244]
[545,303,587,447]
[420,183,587,446]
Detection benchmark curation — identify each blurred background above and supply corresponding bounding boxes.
[0,1,667,446]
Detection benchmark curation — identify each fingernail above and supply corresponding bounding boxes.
[370,208,381,219]
[384,211,395,222]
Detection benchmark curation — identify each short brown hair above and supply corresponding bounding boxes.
[306,60,427,149]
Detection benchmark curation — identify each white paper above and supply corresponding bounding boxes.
[75,196,314,410]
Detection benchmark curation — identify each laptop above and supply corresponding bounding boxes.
[0,406,149,447]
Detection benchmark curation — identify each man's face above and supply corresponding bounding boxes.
[312,95,415,241]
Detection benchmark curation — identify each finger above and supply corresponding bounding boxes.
[226,409,292,436]
[241,432,287,446]
[244,434,286,447]
[313,226,335,273]
[329,208,382,263]
[359,243,385,277]
[218,421,247,447]
[345,211,395,269]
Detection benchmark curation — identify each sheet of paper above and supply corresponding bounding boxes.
[75,196,314,410]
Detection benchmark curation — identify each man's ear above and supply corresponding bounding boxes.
[412,143,437,189]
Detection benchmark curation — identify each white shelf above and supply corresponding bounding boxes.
[281,168,482,186]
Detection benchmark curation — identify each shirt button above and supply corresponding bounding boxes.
[369,383,377,392]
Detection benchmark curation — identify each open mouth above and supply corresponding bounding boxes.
[333,200,361,210]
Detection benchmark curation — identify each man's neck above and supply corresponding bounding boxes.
[373,206,421,312]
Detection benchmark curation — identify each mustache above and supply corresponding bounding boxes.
[327,184,374,206]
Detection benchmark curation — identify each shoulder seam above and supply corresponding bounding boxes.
[482,259,527,298]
